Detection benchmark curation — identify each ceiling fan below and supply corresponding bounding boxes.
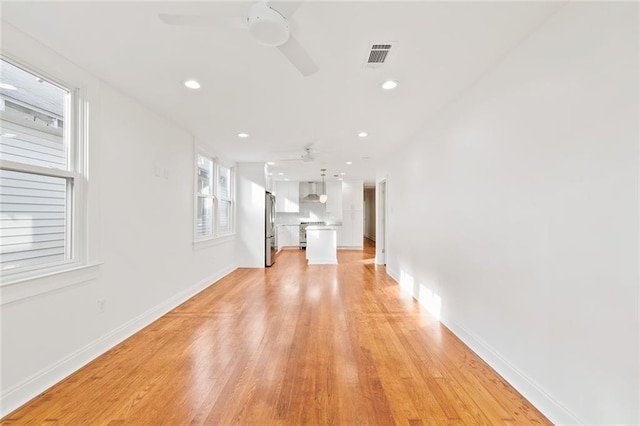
[277,144,319,162]
[159,1,319,77]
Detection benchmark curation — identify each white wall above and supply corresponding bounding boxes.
[0,24,237,416]
[235,163,266,268]
[379,3,638,424]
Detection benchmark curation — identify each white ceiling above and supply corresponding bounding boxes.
[1,1,565,184]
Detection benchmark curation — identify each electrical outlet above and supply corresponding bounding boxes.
[97,299,106,314]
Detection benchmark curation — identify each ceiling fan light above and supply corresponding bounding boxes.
[247,2,290,47]
[319,194,328,204]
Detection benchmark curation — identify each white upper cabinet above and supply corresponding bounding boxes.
[275,181,300,213]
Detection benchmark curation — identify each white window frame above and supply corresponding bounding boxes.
[216,161,234,237]
[193,150,235,244]
[0,56,88,285]
[194,151,216,241]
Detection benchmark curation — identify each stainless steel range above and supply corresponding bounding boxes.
[299,221,325,249]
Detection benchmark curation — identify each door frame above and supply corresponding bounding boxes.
[376,178,387,265]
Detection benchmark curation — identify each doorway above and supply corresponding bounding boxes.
[363,186,376,242]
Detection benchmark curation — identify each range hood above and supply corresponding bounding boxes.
[302,182,320,202]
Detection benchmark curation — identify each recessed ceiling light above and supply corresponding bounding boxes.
[184,79,201,89]
[346,161,353,165]
[284,178,289,181]
[358,132,368,138]
[278,172,284,175]
[237,132,249,138]
[267,161,275,165]
[340,172,346,175]
[381,80,398,90]
[0,83,17,90]
[1,133,16,138]
[338,178,343,181]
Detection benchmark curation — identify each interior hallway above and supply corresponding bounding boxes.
[2,240,549,424]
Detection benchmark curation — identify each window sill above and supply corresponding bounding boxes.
[193,234,235,251]
[1,262,102,305]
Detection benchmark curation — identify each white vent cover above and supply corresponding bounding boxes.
[368,44,391,63]
[364,42,395,68]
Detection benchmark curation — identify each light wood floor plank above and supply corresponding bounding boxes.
[2,239,550,425]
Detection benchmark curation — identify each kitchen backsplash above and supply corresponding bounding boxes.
[276,202,341,225]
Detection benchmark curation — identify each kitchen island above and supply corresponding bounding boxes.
[305,225,339,264]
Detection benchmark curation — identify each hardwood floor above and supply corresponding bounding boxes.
[2,239,550,425]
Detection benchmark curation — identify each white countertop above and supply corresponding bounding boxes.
[306,225,341,230]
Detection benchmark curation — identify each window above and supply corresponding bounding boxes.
[195,153,234,240]
[0,58,84,281]
[196,155,214,238]
[217,164,233,236]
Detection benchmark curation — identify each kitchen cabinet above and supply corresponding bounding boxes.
[277,226,285,251]
[341,180,363,211]
[275,181,299,213]
[325,181,342,215]
[277,225,300,249]
[340,180,364,248]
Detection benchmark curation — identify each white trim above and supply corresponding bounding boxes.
[0,263,237,418]
[194,150,216,241]
[375,177,387,266]
[384,267,582,425]
[192,233,235,250]
[386,267,400,283]
[0,56,88,285]
[440,315,583,425]
[1,262,101,304]
[0,160,77,179]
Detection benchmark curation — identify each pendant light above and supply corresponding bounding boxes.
[319,169,328,204]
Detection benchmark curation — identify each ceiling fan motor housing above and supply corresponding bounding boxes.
[247,2,290,46]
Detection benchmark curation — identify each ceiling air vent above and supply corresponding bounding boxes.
[364,43,395,68]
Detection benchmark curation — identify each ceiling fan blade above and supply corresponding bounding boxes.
[268,1,303,19]
[277,34,318,77]
[158,14,247,29]
[159,14,218,27]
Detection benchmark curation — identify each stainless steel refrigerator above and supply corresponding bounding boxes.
[265,192,276,266]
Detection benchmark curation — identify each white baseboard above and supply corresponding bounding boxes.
[0,264,237,418]
[384,268,582,425]
[386,267,399,281]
